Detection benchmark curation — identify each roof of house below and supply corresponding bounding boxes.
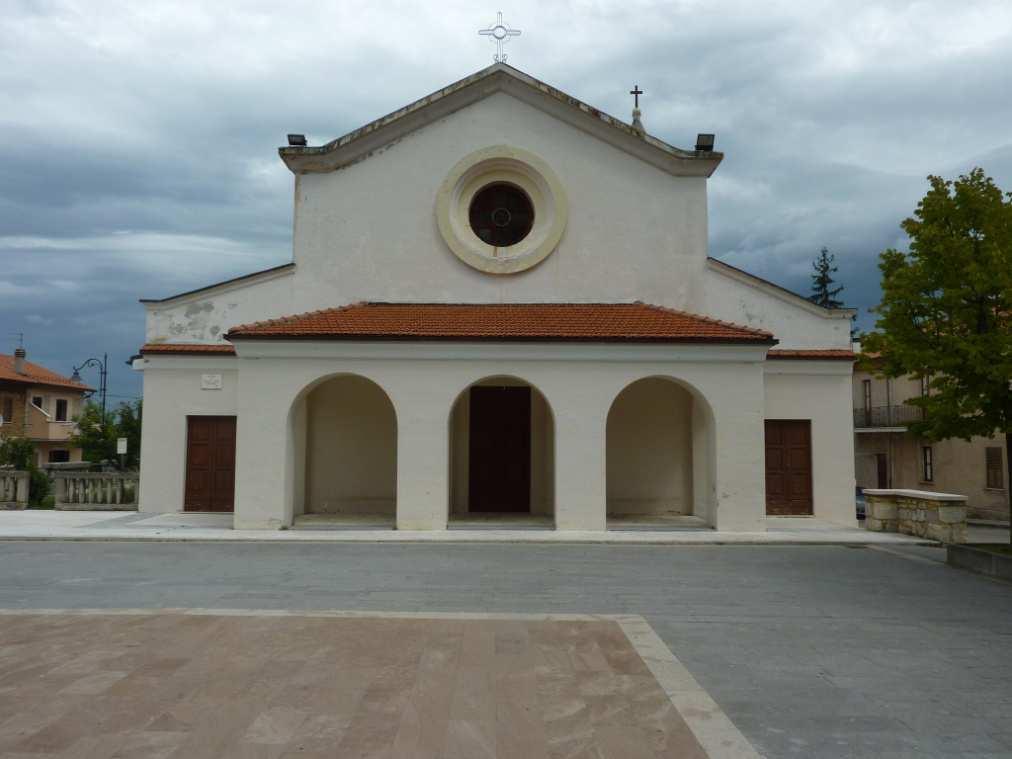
[0,354,93,391]
[278,64,723,178]
[222,302,774,344]
[139,263,295,305]
[139,343,855,359]
[139,344,238,356]
[766,349,855,361]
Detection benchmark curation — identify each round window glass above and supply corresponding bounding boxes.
[468,183,535,247]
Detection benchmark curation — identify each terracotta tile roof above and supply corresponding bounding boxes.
[140,343,237,356]
[767,349,855,361]
[225,303,774,344]
[0,354,93,391]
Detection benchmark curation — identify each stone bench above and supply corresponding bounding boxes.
[863,488,967,543]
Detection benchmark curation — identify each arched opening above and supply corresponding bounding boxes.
[606,377,715,528]
[447,376,555,526]
[290,374,397,527]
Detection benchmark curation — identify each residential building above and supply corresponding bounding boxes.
[853,360,1008,521]
[134,64,857,531]
[0,347,91,466]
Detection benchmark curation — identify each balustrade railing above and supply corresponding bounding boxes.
[0,470,30,509]
[53,471,138,510]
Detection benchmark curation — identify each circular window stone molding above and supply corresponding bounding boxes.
[436,145,568,274]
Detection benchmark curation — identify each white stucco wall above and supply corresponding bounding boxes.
[606,378,693,515]
[290,92,710,312]
[303,375,397,515]
[703,265,852,349]
[142,91,850,351]
[137,359,238,513]
[764,361,857,525]
[144,269,295,344]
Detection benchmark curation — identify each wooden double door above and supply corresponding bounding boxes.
[764,419,813,516]
[468,386,531,513]
[184,416,236,512]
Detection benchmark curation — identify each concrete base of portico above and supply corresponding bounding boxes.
[0,510,935,545]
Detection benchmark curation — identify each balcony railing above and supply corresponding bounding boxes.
[854,404,924,429]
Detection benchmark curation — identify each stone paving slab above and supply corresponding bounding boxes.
[3,542,1012,758]
[0,610,759,758]
[0,511,935,545]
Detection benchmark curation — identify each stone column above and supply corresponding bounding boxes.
[709,365,767,532]
[544,378,609,531]
[387,377,451,531]
[15,472,30,507]
[233,366,295,530]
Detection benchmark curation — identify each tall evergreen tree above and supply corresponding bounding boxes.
[809,247,845,309]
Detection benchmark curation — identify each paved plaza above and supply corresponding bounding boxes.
[0,610,742,759]
[1,540,1011,757]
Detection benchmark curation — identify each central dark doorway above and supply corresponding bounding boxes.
[468,386,531,512]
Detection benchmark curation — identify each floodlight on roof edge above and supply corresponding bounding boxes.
[695,133,715,152]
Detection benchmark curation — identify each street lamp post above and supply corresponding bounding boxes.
[70,353,108,425]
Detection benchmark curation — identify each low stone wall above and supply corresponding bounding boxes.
[0,470,30,510]
[863,488,967,543]
[53,472,138,511]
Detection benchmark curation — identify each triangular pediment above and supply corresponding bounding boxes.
[279,64,722,178]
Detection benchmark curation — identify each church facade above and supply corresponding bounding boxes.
[135,65,857,531]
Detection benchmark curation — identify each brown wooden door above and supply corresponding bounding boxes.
[764,420,813,515]
[468,386,531,513]
[185,416,237,512]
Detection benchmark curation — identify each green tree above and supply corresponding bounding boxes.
[809,246,845,309]
[70,400,142,469]
[116,400,142,470]
[0,437,50,507]
[862,168,1012,542]
[0,436,35,469]
[71,402,118,464]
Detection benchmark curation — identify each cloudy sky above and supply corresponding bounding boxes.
[2,0,1011,400]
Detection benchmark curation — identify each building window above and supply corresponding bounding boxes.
[469,183,535,247]
[920,375,931,396]
[55,399,68,422]
[48,450,70,463]
[922,446,934,482]
[1,398,11,425]
[32,396,44,409]
[986,447,1004,489]
[436,145,568,275]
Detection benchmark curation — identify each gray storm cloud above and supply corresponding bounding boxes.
[2,0,1010,397]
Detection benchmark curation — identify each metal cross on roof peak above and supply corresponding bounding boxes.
[479,11,521,63]
[630,85,643,109]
